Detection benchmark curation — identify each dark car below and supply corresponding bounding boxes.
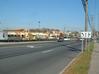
[57,37,64,42]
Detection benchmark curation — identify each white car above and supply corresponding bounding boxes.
[64,38,70,40]
[80,39,84,40]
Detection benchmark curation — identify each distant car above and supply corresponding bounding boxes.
[64,38,70,40]
[48,36,56,39]
[57,37,64,42]
[80,39,84,40]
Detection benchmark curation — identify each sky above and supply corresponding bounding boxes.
[0,0,99,31]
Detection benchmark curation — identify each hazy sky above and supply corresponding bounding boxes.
[0,0,98,31]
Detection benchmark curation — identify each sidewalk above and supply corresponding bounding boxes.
[88,43,99,74]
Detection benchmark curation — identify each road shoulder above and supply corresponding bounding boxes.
[88,43,99,74]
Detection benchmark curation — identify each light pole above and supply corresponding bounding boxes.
[38,21,40,40]
[0,21,1,31]
[38,21,40,30]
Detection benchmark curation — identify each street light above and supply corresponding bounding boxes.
[38,21,40,29]
[0,21,1,31]
[38,21,41,40]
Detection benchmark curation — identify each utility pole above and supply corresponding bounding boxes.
[63,26,66,36]
[97,13,99,38]
[91,16,95,42]
[84,0,88,49]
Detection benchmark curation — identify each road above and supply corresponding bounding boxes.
[0,40,81,74]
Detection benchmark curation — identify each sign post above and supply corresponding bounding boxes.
[81,38,84,53]
[81,32,91,53]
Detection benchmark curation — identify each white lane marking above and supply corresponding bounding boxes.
[41,50,54,53]
[26,45,35,48]
[67,45,70,46]
[26,45,43,48]
[34,46,42,48]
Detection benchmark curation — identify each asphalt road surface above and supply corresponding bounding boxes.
[0,40,81,74]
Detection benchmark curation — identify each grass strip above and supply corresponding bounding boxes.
[63,42,94,74]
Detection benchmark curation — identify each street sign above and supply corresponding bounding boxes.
[81,32,91,38]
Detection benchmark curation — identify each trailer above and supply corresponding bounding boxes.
[0,31,22,41]
[0,31,8,41]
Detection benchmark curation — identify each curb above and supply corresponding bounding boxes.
[0,41,55,45]
[59,52,82,74]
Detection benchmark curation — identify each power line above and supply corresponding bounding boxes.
[81,0,92,30]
